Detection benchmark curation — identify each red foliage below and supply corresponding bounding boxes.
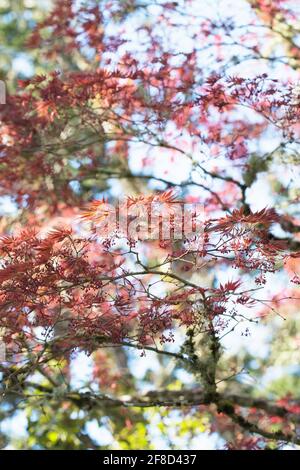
[1,0,300,447]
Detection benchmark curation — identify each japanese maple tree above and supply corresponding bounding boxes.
[1,0,300,450]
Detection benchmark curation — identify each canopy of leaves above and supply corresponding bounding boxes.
[1,0,300,451]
